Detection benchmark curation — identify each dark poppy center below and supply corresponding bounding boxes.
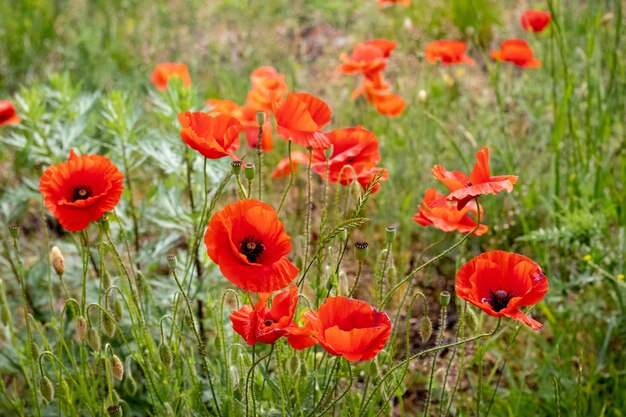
[485,289,512,312]
[239,236,265,263]
[263,319,275,327]
[71,186,93,202]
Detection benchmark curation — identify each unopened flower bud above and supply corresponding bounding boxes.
[31,342,40,362]
[354,241,368,262]
[167,255,177,270]
[9,225,19,239]
[124,375,137,395]
[244,162,255,181]
[40,375,54,402]
[102,271,112,290]
[107,403,123,417]
[110,354,124,381]
[418,89,428,103]
[440,291,451,307]
[49,246,65,276]
[256,111,266,126]
[384,225,397,245]
[113,299,124,321]
[159,342,174,368]
[76,316,88,341]
[419,315,433,342]
[231,160,243,175]
[103,313,117,338]
[87,327,101,351]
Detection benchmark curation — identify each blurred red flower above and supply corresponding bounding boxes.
[230,286,316,348]
[491,39,541,68]
[379,0,410,6]
[425,40,475,66]
[151,63,191,91]
[413,188,488,235]
[233,105,273,152]
[338,39,397,77]
[0,101,21,126]
[521,10,551,33]
[273,92,332,149]
[311,126,387,192]
[206,99,239,116]
[204,199,299,293]
[247,66,288,111]
[456,250,549,330]
[178,112,242,159]
[433,146,518,210]
[299,297,392,362]
[352,73,406,117]
[39,150,124,232]
[271,151,309,178]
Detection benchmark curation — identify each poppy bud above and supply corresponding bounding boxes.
[9,225,19,239]
[76,316,88,341]
[419,315,433,342]
[123,375,137,395]
[167,255,177,270]
[439,291,451,307]
[103,313,117,338]
[184,313,196,331]
[244,162,255,181]
[354,241,368,262]
[49,246,65,276]
[384,225,397,245]
[31,342,40,362]
[87,327,101,351]
[288,355,300,374]
[159,342,173,368]
[107,403,123,417]
[113,299,124,321]
[256,111,266,126]
[40,375,54,402]
[110,354,124,381]
[418,89,428,103]
[102,271,113,290]
[231,160,243,175]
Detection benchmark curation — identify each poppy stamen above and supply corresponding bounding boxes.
[263,319,275,327]
[72,186,93,202]
[240,236,265,263]
[485,289,513,312]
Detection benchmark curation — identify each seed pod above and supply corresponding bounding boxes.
[39,375,54,402]
[354,241,369,262]
[419,315,433,342]
[107,403,123,417]
[256,111,266,126]
[103,313,117,338]
[384,225,397,245]
[8,225,19,238]
[244,162,255,181]
[231,160,243,175]
[439,291,451,307]
[49,246,65,276]
[159,342,173,368]
[76,316,88,341]
[87,327,101,351]
[110,354,124,381]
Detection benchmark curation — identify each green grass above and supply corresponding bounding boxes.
[1,0,625,416]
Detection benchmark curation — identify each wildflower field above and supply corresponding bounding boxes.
[1,0,625,416]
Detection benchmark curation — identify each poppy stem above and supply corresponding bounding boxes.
[303,147,313,269]
[245,344,274,417]
[257,119,263,201]
[277,141,294,214]
[424,301,448,417]
[440,301,467,417]
[348,260,363,297]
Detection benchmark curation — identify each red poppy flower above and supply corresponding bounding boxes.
[413,188,488,235]
[39,150,124,232]
[151,63,192,91]
[338,39,397,77]
[233,105,273,152]
[425,41,475,66]
[230,286,316,348]
[352,74,406,117]
[299,297,392,362]
[311,126,387,192]
[271,151,309,178]
[0,101,21,126]
[273,92,332,149]
[433,146,518,210]
[378,0,410,6]
[206,99,239,116]
[204,199,299,293]
[247,66,288,111]
[455,250,549,330]
[490,39,541,68]
[178,112,242,159]
[521,10,551,33]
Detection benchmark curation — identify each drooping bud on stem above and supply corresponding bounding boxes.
[354,241,369,262]
[49,246,65,276]
[87,327,101,351]
[40,375,55,402]
[110,354,124,381]
[103,312,117,338]
[76,316,88,341]
[419,315,433,342]
[159,341,174,368]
